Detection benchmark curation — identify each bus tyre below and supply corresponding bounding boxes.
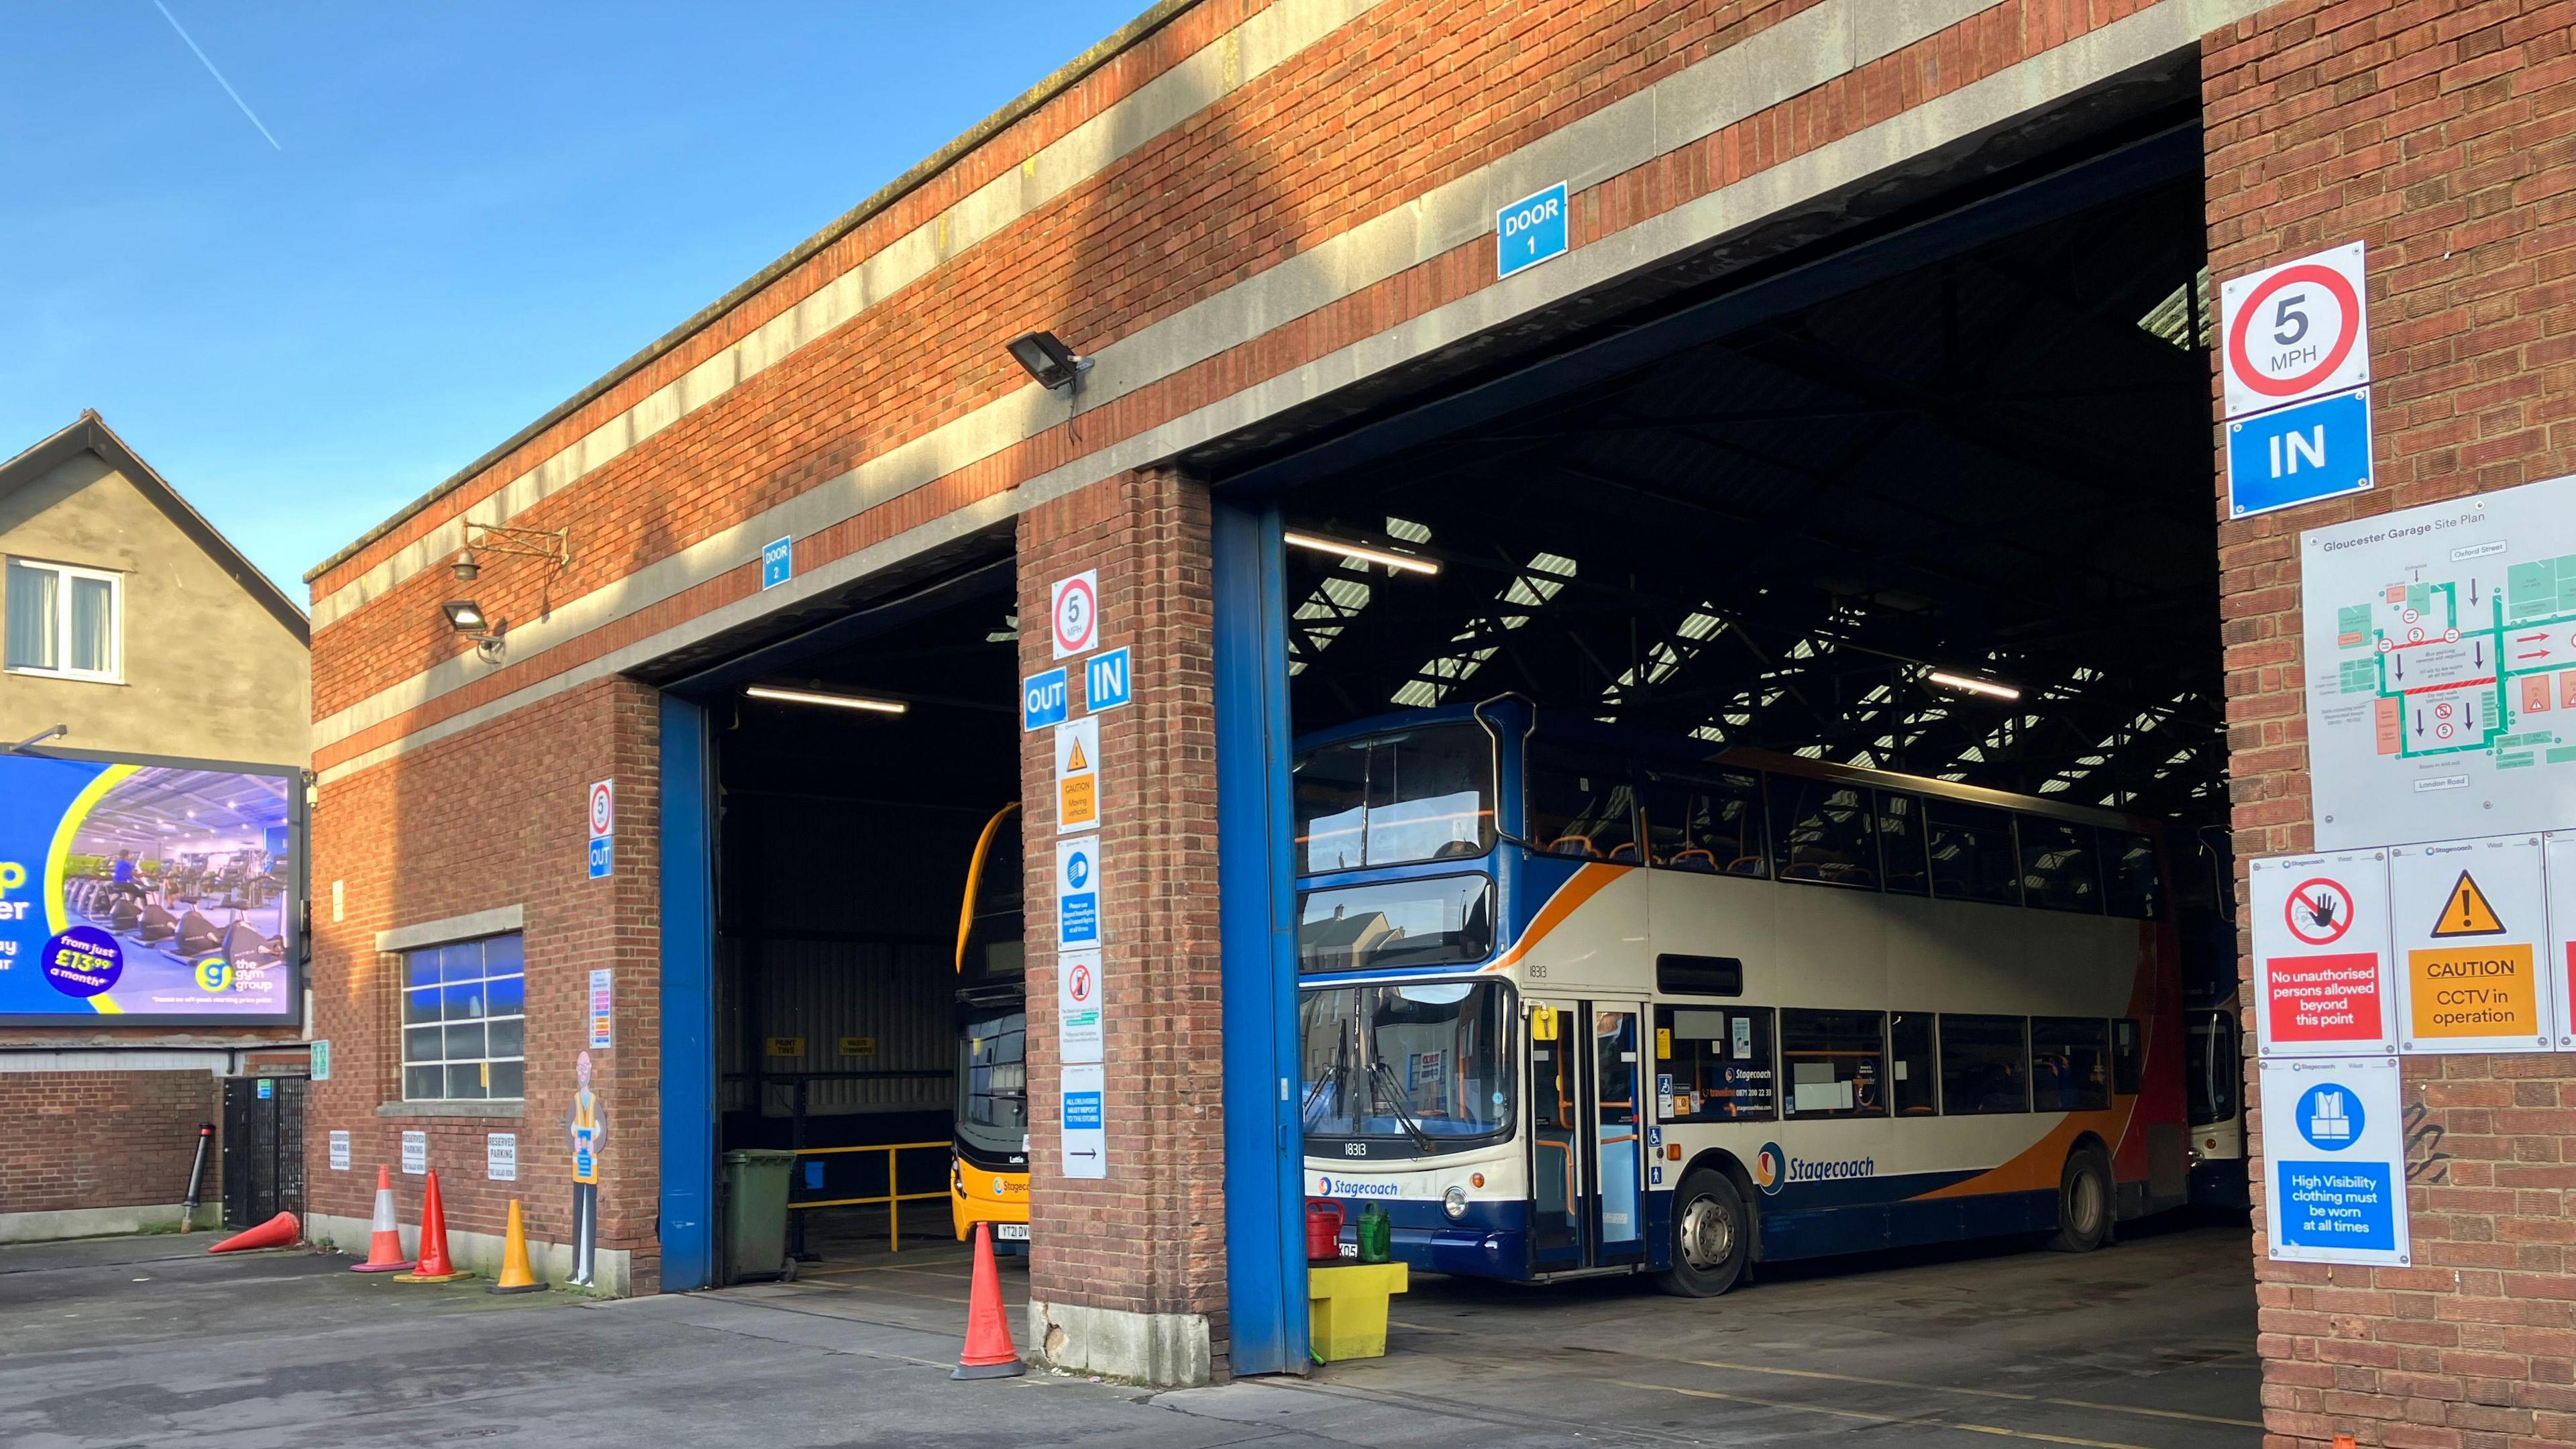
[1655,1169,1748,1298]
[2047,1148,2113,1253]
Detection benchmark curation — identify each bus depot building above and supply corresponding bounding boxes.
[302,1,2576,1442]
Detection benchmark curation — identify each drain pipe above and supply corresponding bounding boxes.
[179,1122,214,1232]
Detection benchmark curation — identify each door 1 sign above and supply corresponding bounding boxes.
[1055,716,1100,835]
[2249,852,2396,1056]
[2260,1055,2409,1267]
[2391,834,2553,1053]
[588,779,614,880]
[2220,242,2369,417]
[1055,836,1102,947]
[1051,570,1099,659]
[1059,946,1104,1065]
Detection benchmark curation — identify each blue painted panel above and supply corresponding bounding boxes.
[657,693,718,1292]
[1214,499,1307,1374]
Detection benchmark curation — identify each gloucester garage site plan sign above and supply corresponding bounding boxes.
[2302,475,2576,849]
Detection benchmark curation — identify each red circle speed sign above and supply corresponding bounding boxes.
[2226,263,2363,400]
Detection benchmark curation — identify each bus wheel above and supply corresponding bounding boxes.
[1655,1169,1748,1297]
[2047,1147,2113,1253]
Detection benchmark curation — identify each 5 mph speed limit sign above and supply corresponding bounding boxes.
[2220,242,2369,418]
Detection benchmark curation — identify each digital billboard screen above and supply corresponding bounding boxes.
[0,752,300,1024]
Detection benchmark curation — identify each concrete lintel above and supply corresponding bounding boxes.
[376,905,525,953]
[1028,1298,1214,1387]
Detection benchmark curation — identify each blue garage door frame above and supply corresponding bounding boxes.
[658,691,719,1291]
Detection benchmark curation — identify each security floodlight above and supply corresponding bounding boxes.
[442,600,506,658]
[1006,330,1093,391]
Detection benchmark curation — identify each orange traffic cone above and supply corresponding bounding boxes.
[393,1171,472,1283]
[350,1167,414,1273]
[486,1199,547,1295]
[207,1210,299,1254]
[952,1221,1024,1379]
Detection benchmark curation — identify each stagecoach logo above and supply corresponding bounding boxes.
[1753,1141,1875,1195]
[1314,1172,1404,1199]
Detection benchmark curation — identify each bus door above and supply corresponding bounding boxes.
[1527,1000,1648,1271]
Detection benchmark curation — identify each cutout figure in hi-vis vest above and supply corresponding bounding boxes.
[565,1050,606,1287]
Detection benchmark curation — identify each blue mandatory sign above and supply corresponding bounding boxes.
[1063,1089,1104,1130]
[759,536,793,590]
[1024,667,1070,731]
[2295,1081,2365,1152]
[588,835,613,880]
[42,925,121,999]
[1060,840,1099,945]
[2227,386,2373,519]
[1084,647,1132,713]
[2277,1157,2396,1250]
[1497,182,1568,278]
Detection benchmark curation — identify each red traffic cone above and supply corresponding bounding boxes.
[394,1171,472,1283]
[952,1221,1024,1379]
[207,1211,299,1254]
[350,1167,414,1273]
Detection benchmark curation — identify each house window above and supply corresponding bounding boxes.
[402,934,526,1101]
[5,558,122,682]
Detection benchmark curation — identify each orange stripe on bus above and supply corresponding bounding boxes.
[1483,865,1622,974]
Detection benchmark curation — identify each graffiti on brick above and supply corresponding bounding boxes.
[2402,1101,2452,1185]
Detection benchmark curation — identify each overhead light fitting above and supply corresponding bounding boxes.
[1005,330,1093,392]
[1283,530,1440,576]
[463,521,571,569]
[744,685,908,715]
[1927,669,2021,702]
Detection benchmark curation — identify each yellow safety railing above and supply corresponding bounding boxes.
[788,1140,951,1253]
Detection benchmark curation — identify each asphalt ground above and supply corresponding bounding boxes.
[0,1216,2257,1448]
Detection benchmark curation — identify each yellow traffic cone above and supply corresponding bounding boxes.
[486,1199,547,1295]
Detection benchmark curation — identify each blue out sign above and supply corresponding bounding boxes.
[1084,647,1132,713]
[760,536,793,590]
[2226,386,2373,518]
[1497,182,1568,278]
[1024,667,1070,731]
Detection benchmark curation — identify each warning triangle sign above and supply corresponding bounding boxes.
[2428,869,2506,938]
[1066,738,1089,771]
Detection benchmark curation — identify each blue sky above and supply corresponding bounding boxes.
[0,2,1144,598]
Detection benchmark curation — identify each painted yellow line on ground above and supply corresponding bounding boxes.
[800,1261,975,1282]
[784,1276,975,1306]
[1605,1379,2156,1449]
[1680,1358,2261,1430]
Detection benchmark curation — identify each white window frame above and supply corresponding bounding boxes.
[4,557,124,684]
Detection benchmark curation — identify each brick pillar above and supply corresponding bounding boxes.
[2207,4,2576,1445]
[1016,466,1228,1385]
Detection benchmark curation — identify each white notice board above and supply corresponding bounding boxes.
[2248,851,2396,1057]
[2260,1055,2410,1268]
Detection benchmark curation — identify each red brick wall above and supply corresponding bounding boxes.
[1016,468,1230,1352]
[0,1071,218,1216]
[305,678,661,1287]
[2206,3,2576,1446]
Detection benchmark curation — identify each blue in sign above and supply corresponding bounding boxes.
[2227,386,2372,518]
[588,835,613,879]
[1024,667,1069,731]
[759,536,793,590]
[1497,182,1568,279]
[1084,647,1132,713]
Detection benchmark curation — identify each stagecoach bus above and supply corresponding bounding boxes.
[951,802,1030,1248]
[1297,700,2187,1295]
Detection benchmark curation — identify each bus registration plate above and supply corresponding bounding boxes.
[997,1223,1030,1242]
[1337,1240,1358,1258]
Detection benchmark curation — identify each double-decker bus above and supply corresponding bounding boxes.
[2184,985,2247,1208]
[1297,699,2187,1295]
[951,802,1030,1248]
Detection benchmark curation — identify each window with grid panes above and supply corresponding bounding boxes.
[401,934,526,1100]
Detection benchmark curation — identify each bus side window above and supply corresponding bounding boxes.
[1876,792,1929,896]
[1779,1009,1886,1118]
[2112,1018,2142,1095]
[1768,778,1876,889]
[2018,820,2104,913]
[1655,1005,1774,1122]
[1926,802,2021,906]
[2031,1017,2110,1112]
[1527,745,1637,863]
[2102,832,2162,918]
[1644,768,1767,877]
[1939,1014,2029,1114]
[1889,1011,1936,1114]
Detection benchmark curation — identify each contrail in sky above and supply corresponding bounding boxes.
[152,0,282,151]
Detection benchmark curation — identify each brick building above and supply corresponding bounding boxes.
[303,1,2576,1440]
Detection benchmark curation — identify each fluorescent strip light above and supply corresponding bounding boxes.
[744,686,908,714]
[1283,530,1440,576]
[1927,670,2021,702]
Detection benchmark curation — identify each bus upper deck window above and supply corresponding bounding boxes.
[2018,820,2104,914]
[1876,792,1929,896]
[1768,778,1875,888]
[1527,745,1636,863]
[2102,832,2161,918]
[1926,801,2020,906]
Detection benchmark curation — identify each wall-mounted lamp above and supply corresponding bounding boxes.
[443,600,506,659]
[744,684,908,715]
[1283,529,1441,576]
[5,724,68,754]
[1006,330,1093,392]
[1927,669,2021,702]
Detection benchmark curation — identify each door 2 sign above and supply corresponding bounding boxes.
[2220,243,2370,417]
[2391,834,2554,1053]
[2249,852,2396,1057]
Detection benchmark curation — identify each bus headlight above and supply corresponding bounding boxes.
[1443,1185,1468,1220]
